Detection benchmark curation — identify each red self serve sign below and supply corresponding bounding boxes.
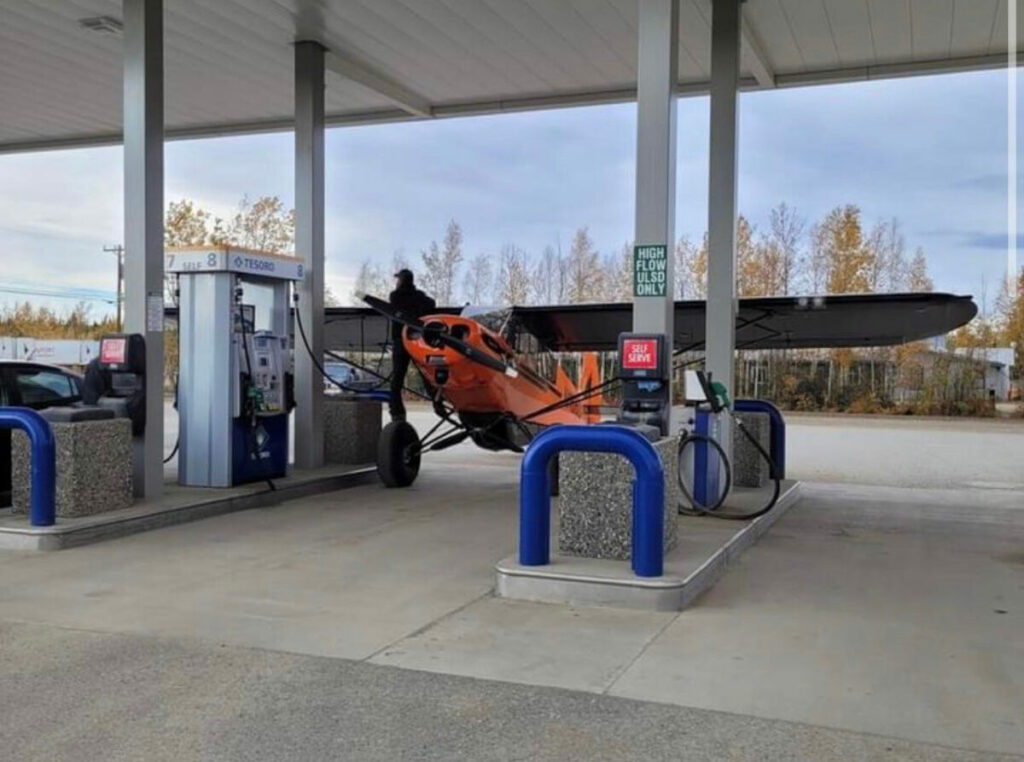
[100,338,127,365]
[622,339,657,370]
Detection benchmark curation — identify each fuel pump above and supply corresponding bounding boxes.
[232,297,291,485]
[167,247,302,487]
[676,369,782,520]
[616,333,670,436]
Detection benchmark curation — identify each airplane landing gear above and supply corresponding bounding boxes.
[377,420,421,488]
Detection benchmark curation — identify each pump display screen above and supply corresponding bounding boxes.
[622,338,658,370]
[100,337,127,365]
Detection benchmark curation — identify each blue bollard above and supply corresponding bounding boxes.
[735,399,786,479]
[519,425,665,577]
[0,407,56,527]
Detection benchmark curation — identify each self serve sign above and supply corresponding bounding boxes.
[622,339,658,370]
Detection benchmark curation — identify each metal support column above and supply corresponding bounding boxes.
[633,0,679,353]
[122,0,164,498]
[705,0,741,455]
[293,40,326,469]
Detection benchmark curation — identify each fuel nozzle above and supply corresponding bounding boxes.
[709,381,731,412]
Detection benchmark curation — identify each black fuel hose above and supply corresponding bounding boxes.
[676,412,781,521]
[294,295,391,395]
[163,439,179,464]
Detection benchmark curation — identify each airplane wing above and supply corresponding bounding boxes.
[323,306,461,351]
[321,292,976,353]
[510,292,977,352]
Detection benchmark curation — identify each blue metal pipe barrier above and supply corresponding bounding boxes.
[0,407,56,527]
[518,425,665,577]
[735,399,786,479]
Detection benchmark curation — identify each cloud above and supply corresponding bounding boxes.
[0,66,1016,317]
[961,232,1024,250]
[953,173,1020,193]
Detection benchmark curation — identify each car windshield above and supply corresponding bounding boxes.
[324,362,353,381]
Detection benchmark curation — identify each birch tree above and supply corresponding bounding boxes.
[818,205,873,294]
[164,200,212,247]
[462,252,493,304]
[685,234,709,299]
[226,195,295,253]
[674,236,697,298]
[767,202,805,294]
[531,244,567,305]
[736,216,764,297]
[494,244,531,306]
[391,249,410,275]
[996,271,1024,373]
[907,247,933,292]
[350,258,389,305]
[601,243,633,302]
[565,227,602,303]
[420,219,464,304]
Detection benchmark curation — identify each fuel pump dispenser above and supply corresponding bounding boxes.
[167,247,302,487]
[676,368,782,520]
[616,333,670,437]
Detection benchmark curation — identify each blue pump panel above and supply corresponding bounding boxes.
[232,413,288,484]
[693,409,722,508]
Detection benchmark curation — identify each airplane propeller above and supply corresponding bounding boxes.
[359,293,518,378]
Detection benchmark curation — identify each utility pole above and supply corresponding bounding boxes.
[104,244,124,331]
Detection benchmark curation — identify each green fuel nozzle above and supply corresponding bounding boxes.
[709,381,731,412]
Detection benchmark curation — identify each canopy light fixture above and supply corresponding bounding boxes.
[78,16,123,36]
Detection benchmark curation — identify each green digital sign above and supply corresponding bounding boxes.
[633,244,668,297]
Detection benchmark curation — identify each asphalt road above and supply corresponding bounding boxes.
[784,413,1024,490]
[163,401,1024,491]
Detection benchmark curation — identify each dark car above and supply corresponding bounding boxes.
[1,360,84,506]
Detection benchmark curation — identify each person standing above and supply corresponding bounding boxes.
[388,268,436,421]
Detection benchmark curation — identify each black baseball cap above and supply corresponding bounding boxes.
[394,268,414,283]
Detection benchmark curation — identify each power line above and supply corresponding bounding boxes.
[0,283,117,303]
[103,244,125,331]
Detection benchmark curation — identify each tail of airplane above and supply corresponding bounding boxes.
[578,352,606,423]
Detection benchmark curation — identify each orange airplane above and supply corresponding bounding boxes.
[357,294,606,486]
[328,291,977,488]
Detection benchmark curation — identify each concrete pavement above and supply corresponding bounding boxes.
[2,621,1016,762]
[3,408,1023,758]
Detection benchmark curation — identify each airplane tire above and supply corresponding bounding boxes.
[377,420,421,488]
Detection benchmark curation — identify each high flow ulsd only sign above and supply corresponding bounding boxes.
[633,244,668,297]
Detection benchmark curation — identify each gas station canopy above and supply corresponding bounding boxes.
[0,0,1016,153]
[0,0,1012,498]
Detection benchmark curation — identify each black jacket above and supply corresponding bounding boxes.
[389,284,436,348]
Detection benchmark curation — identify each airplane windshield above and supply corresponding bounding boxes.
[460,306,512,336]
[462,305,562,387]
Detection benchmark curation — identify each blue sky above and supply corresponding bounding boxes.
[0,66,1019,318]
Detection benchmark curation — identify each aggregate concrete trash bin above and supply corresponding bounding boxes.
[558,433,680,561]
[324,397,382,464]
[732,411,771,488]
[12,406,132,518]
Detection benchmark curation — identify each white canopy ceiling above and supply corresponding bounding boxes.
[0,0,1018,152]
